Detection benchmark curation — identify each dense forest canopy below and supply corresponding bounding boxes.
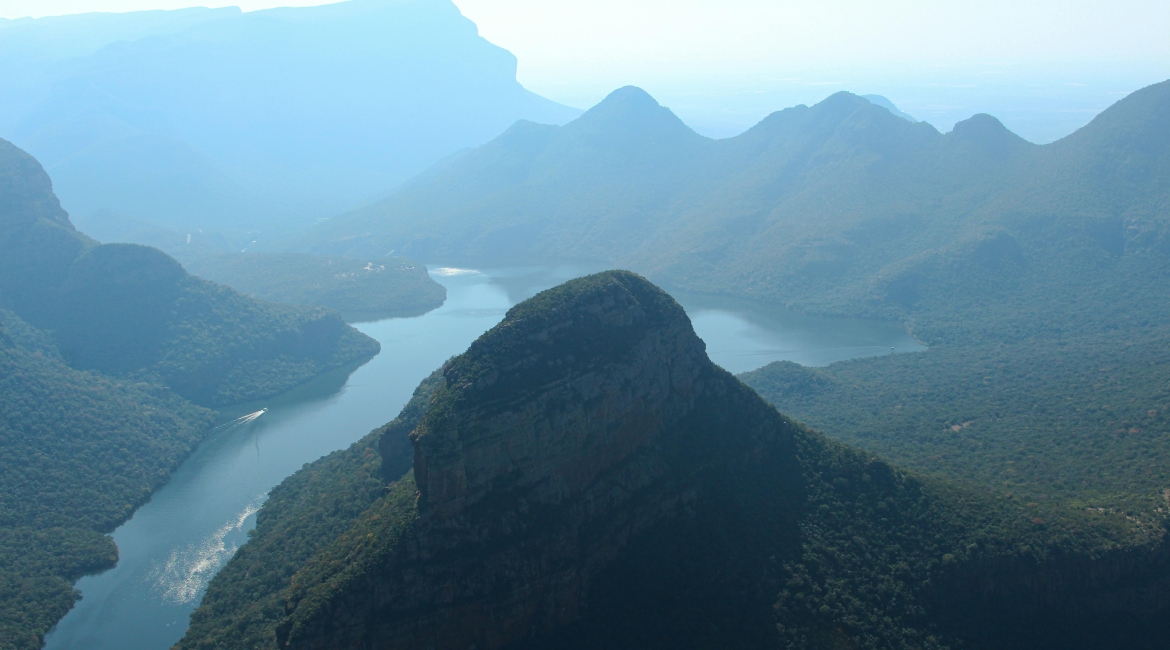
[0,308,216,650]
[172,80,1170,648]
[728,84,1170,516]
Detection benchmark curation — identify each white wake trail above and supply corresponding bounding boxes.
[212,409,267,433]
[148,495,267,604]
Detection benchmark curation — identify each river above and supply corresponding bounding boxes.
[44,265,923,650]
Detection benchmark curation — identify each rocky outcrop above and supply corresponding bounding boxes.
[277,271,798,649]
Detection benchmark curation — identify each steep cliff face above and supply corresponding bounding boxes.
[276,271,802,648]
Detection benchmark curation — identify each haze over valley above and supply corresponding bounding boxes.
[1,1,1169,649]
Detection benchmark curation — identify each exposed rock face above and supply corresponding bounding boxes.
[278,271,797,649]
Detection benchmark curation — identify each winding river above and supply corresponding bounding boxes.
[44,266,923,650]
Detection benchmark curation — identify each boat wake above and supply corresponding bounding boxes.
[148,495,266,604]
[215,409,267,432]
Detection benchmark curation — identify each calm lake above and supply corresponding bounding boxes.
[44,266,923,650]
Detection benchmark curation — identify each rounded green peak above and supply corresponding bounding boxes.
[946,113,1031,154]
[950,113,1011,137]
[814,90,869,112]
[68,243,187,287]
[1057,77,1170,151]
[422,270,701,425]
[502,269,683,326]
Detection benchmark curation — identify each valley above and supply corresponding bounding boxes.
[0,2,1167,648]
[45,265,919,650]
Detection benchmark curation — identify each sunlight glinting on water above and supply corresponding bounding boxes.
[431,267,484,277]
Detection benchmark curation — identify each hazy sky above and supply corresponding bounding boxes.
[3,0,1169,140]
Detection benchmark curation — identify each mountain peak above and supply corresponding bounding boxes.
[816,90,873,111]
[597,85,661,109]
[950,113,1010,137]
[946,113,1031,154]
[568,86,697,138]
[412,270,706,516]
[798,90,923,132]
[278,271,762,647]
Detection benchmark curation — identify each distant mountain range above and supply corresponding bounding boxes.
[0,0,579,247]
[301,79,1170,343]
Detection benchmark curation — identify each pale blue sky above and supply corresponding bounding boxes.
[3,0,1168,140]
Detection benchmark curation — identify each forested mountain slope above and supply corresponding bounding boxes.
[179,273,1170,650]
[0,0,579,245]
[0,307,215,650]
[304,80,1170,342]
[0,138,379,406]
[699,83,1170,514]
[0,139,378,649]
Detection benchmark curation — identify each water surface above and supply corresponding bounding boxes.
[45,266,921,649]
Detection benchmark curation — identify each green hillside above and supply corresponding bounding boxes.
[0,138,380,406]
[0,308,215,650]
[180,253,445,323]
[0,138,381,648]
[70,211,447,322]
[178,273,1169,650]
[724,83,1170,513]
